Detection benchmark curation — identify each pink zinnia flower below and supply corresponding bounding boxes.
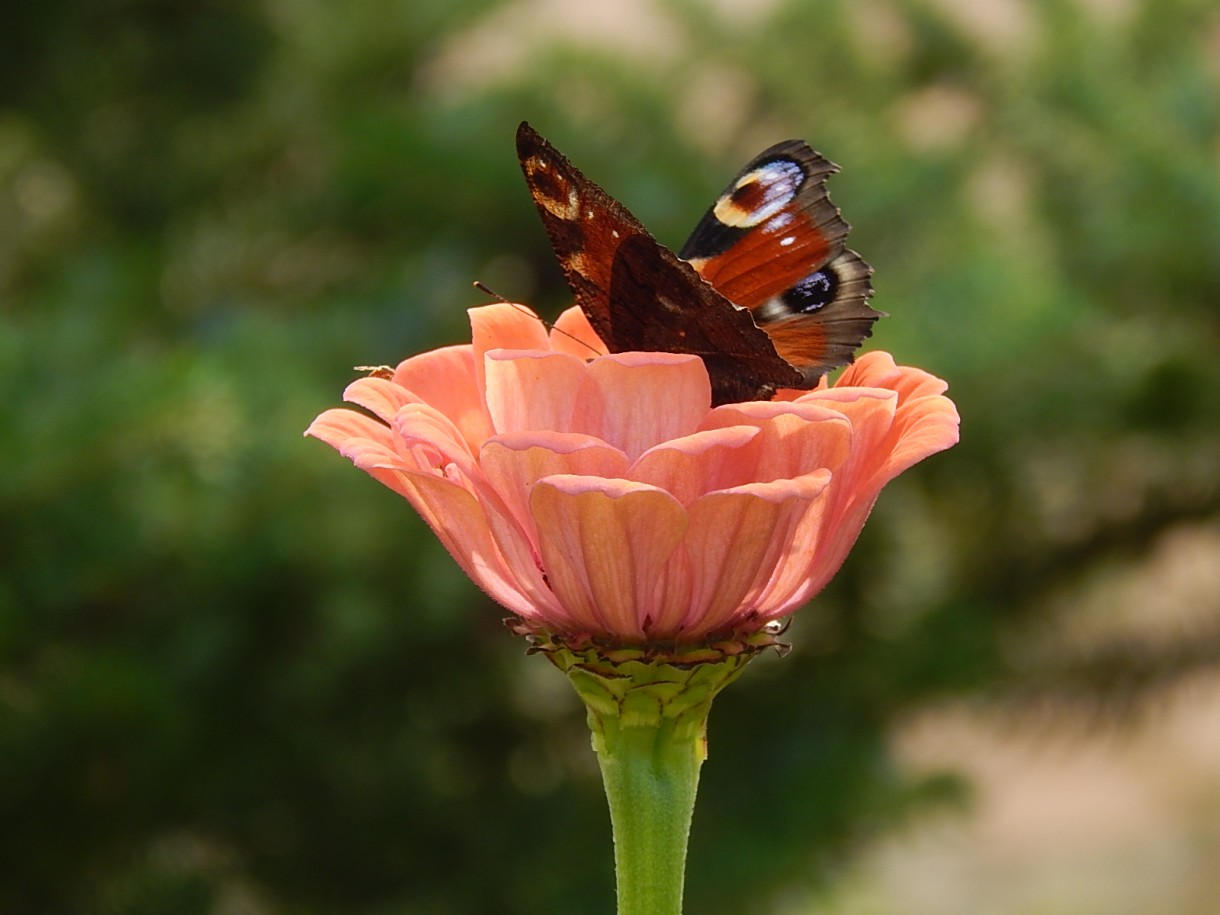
[307,302,959,645]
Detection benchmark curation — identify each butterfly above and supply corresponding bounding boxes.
[516,121,881,407]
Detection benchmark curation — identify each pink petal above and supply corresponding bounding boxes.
[743,392,900,603]
[883,393,961,483]
[306,407,395,452]
[805,388,900,494]
[528,475,690,641]
[483,349,712,461]
[677,470,832,637]
[342,376,419,425]
[469,302,553,399]
[390,344,492,450]
[482,350,592,435]
[393,403,481,481]
[701,400,855,484]
[311,403,567,626]
[469,301,552,353]
[794,494,880,609]
[837,351,950,405]
[581,353,711,461]
[812,383,958,510]
[480,432,631,536]
[390,468,547,622]
[629,425,763,505]
[742,479,842,617]
[793,392,959,598]
[307,409,430,502]
[476,495,576,631]
[549,305,607,358]
[834,350,897,386]
[764,368,958,613]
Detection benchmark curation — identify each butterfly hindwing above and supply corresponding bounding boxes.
[680,141,881,384]
[679,141,846,305]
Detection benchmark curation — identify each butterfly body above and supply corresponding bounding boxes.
[516,122,880,406]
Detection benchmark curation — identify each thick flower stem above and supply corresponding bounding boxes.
[530,634,785,915]
[595,714,703,915]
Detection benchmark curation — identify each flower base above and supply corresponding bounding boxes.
[516,627,788,915]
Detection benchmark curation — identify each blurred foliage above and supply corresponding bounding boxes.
[1,0,1218,912]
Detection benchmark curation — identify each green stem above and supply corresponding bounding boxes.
[525,631,785,915]
[595,714,703,915]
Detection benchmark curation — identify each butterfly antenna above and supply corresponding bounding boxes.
[474,279,541,324]
[472,280,508,302]
[548,322,603,358]
[471,281,602,359]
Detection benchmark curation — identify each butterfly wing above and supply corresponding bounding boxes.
[516,122,804,404]
[516,121,648,338]
[680,141,882,384]
[607,234,806,405]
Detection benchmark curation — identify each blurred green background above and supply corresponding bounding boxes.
[2,0,1218,912]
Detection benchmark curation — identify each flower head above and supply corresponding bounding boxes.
[307,303,958,646]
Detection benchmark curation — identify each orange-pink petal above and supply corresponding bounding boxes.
[881,389,962,482]
[678,470,832,636]
[529,475,689,641]
[469,302,553,398]
[480,432,631,536]
[391,402,483,483]
[580,353,711,461]
[549,305,607,358]
[629,425,763,505]
[306,408,426,504]
[702,400,856,484]
[389,468,545,621]
[483,350,592,435]
[342,375,420,425]
[390,344,492,449]
[307,406,396,453]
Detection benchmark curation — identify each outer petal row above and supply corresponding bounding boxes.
[530,476,688,641]
[309,303,959,646]
[526,469,833,642]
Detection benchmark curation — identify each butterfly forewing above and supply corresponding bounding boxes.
[608,234,805,404]
[515,122,649,341]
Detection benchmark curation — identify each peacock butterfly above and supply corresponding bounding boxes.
[516,121,881,406]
